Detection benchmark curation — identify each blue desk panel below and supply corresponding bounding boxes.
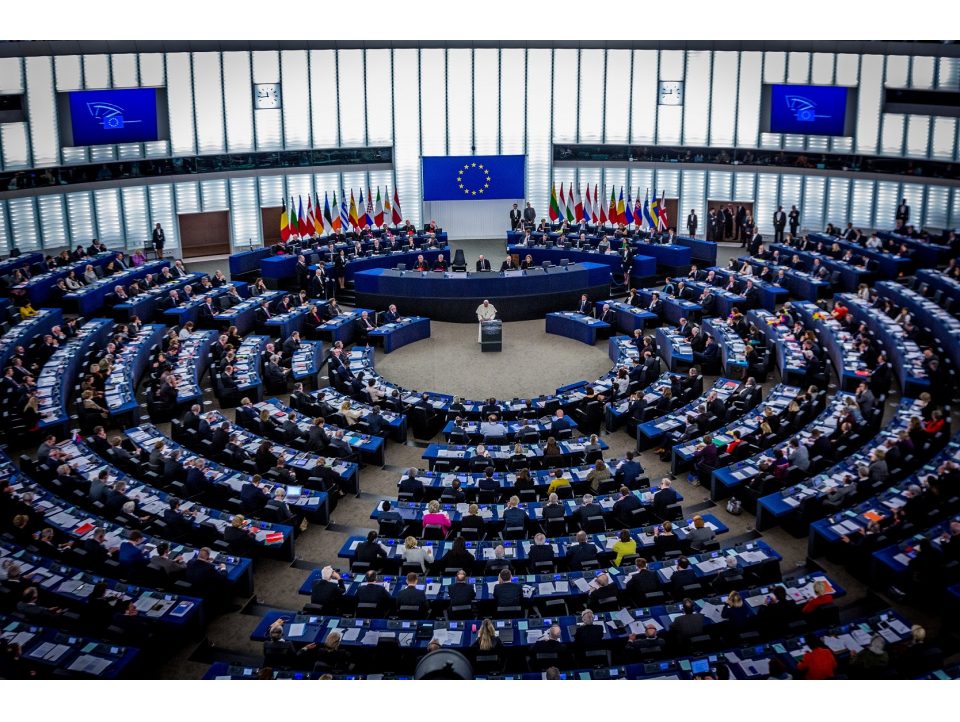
[368,316,431,353]
[673,235,718,265]
[545,312,610,346]
[354,263,612,323]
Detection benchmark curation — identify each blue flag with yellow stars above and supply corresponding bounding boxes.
[422,155,525,201]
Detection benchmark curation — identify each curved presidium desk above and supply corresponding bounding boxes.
[353,262,611,323]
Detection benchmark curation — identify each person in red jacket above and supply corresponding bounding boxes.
[797,635,837,680]
[801,579,835,614]
[725,430,745,455]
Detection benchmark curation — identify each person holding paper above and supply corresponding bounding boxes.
[263,620,317,669]
[313,632,351,674]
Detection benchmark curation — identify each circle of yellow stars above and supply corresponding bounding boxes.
[456,162,492,196]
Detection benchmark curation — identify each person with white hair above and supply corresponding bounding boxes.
[309,564,345,612]
[849,634,890,678]
[528,532,555,567]
[576,493,602,530]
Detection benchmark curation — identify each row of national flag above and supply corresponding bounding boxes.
[280,187,404,242]
[549,184,670,231]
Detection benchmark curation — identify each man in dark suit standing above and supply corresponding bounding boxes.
[509,203,522,231]
[788,205,800,237]
[522,202,537,228]
[748,231,763,257]
[686,209,698,238]
[773,206,787,244]
[896,198,910,225]
[295,255,310,291]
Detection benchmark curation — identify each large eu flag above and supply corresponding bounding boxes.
[422,155,525,201]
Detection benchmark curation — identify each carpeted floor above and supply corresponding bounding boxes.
[151,240,946,678]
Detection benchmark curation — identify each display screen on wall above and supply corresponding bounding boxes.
[422,155,526,201]
[763,84,855,137]
[61,88,166,146]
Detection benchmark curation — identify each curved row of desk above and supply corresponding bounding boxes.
[35,318,114,437]
[126,424,331,525]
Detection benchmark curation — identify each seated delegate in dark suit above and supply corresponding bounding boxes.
[625,560,661,599]
[613,486,642,525]
[575,495,603,529]
[565,531,599,570]
[652,480,680,518]
[184,549,228,595]
[574,610,605,652]
[198,298,218,324]
[670,557,698,597]
[438,538,476,572]
[397,472,424,502]
[355,312,377,342]
[310,566,346,611]
[240,478,269,513]
[527,534,555,566]
[356,571,393,612]
[396,573,428,612]
[492,569,523,608]
[447,570,477,607]
[354,531,388,568]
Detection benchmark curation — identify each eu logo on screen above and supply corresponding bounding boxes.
[769,84,848,137]
[68,88,159,146]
